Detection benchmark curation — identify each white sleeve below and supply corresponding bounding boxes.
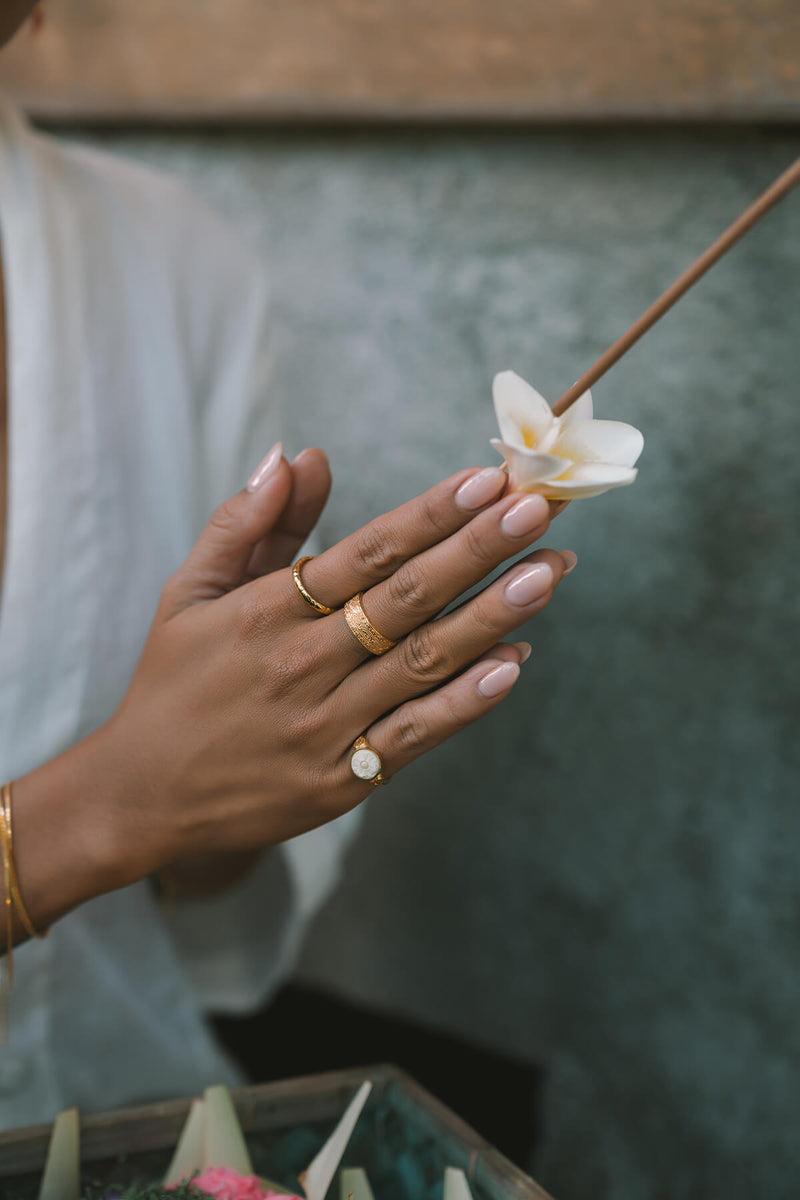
[159,195,363,1015]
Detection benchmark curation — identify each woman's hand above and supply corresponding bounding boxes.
[109,441,571,883]
[12,444,573,930]
[153,443,336,899]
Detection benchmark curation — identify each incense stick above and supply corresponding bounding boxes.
[551,156,800,417]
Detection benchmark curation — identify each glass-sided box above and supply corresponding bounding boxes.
[0,1065,553,1200]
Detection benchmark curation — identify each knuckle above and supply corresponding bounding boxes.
[394,708,431,754]
[441,688,472,733]
[388,562,435,619]
[235,591,270,642]
[287,699,326,742]
[264,641,322,701]
[208,495,241,536]
[354,522,404,579]
[462,519,497,569]
[420,492,452,540]
[470,591,502,637]
[401,623,448,681]
[158,574,181,613]
[288,762,335,821]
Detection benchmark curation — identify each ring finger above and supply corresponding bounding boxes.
[339,547,573,723]
[328,489,552,669]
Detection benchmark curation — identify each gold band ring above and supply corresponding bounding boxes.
[350,736,389,787]
[343,592,397,656]
[292,556,335,615]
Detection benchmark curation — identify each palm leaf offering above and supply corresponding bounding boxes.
[35,1083,477,1200]
[37,1108,80,1200]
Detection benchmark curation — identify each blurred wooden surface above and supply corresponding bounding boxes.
[0,0,798,122]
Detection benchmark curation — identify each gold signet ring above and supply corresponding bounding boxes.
[343,593,397,656]
[292,556,335,615]
[351,736,389,786]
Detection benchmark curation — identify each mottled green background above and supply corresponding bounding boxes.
[72,123,800,1200]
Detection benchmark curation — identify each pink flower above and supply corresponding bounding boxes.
[188,1167,300,1200]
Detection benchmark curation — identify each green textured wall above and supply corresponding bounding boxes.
[78,124,800,1199]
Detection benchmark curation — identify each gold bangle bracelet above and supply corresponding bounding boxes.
[1,782,48,942]
[0,790,14,996]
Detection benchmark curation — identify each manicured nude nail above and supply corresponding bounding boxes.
[560,550,578,575]
[501,494,549,538]
[478,660,520,698]
[515,641,533,664]
[505,561,554,607]
[455,468,506,511]
[247,442,283,492]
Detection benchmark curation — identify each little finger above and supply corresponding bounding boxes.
[343,653,526,791]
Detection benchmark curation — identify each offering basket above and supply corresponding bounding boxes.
[0,1065,553,1200]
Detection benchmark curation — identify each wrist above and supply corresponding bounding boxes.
[11,720,152,931]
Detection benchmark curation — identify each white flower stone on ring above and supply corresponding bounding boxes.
[351,748,381,780]
[490,370,644,500]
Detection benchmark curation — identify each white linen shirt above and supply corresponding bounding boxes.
[0,99,359,1129]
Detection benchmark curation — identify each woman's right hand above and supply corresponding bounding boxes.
[14,448,573,926]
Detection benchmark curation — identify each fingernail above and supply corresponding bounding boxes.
[501,494,549,538]
[505,561,554,607]
[478,660,520,698]
[247,442,283,492]
[455,468,506,511]
[515,641,532,664]
[560,550,578,575]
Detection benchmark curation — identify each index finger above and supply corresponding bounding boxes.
[248,448,332,577]
[298,466,507,614]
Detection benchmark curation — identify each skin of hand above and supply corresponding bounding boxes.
[155,446,336,900]
[11,446,571,934]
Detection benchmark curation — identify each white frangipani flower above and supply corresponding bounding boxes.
[490,370,644,499]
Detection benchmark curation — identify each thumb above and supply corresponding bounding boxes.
[164,442,292,613]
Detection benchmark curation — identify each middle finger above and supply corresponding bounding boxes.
[339,547,571,723]
[335,489,552,663]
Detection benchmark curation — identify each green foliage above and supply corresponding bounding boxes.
[81,1180,213,1200]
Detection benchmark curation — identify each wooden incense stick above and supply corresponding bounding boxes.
[551,156,800,417]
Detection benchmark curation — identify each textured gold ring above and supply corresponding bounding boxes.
[350,736,389,787]
[292,556,335,616]
[343,592,397,656]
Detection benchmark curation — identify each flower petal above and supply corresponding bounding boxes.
[553,419,643,468]
[541,462,638,499]
[491,439,571,487]
[558,389,593,426]
[493,371,553,448]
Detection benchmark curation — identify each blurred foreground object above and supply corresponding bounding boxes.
[0,0,798,122]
